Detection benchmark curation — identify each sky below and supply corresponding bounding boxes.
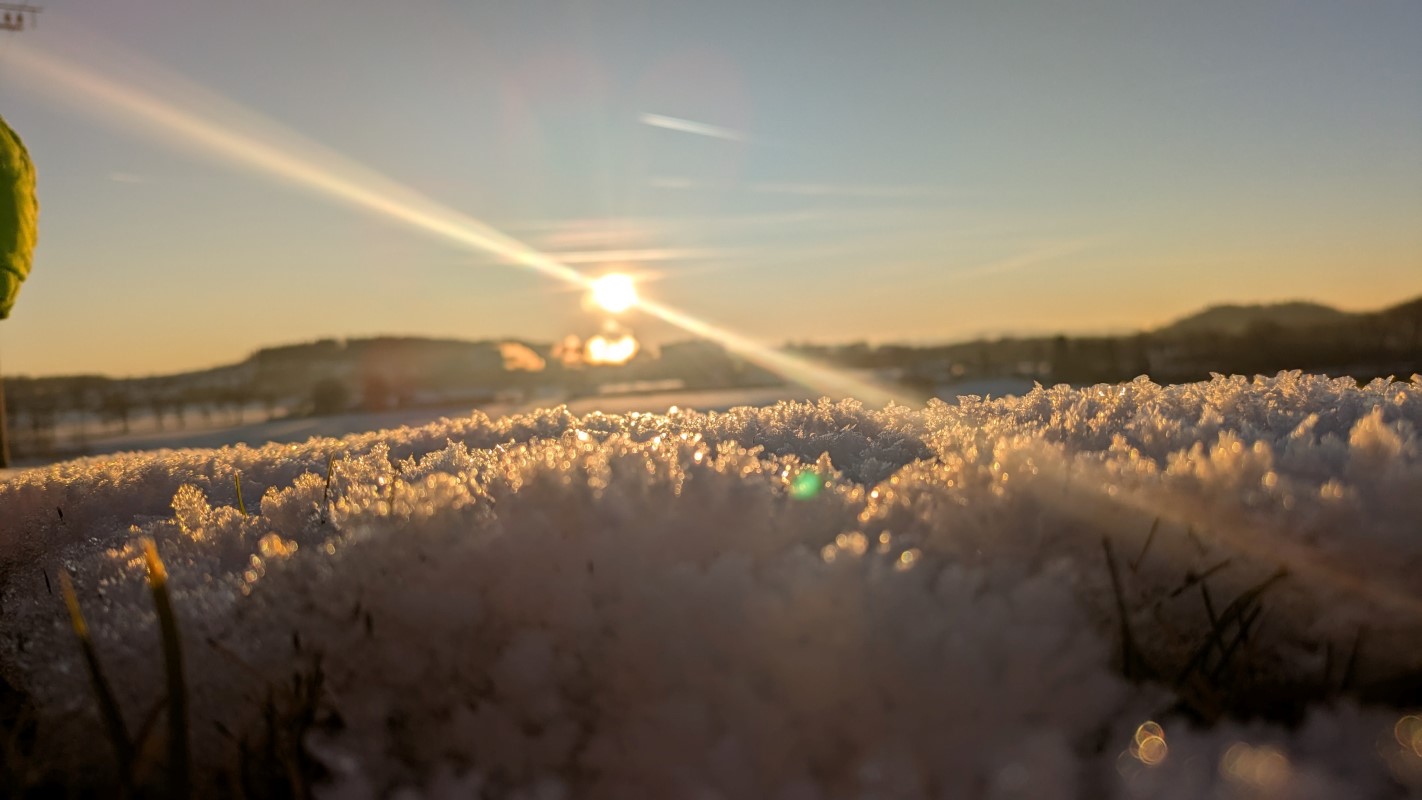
[0,0,1418,377]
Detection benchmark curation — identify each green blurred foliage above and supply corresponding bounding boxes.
[0,115,38,320]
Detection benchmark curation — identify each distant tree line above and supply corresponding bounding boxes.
[789,296,1422,388]
[5,299,1417,461]
[1,376,265,456]
[2,332,798,462]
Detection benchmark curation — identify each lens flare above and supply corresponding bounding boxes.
[789,470,822,500]
[585,333,640,365]
[638,299,912,407]
[8,38,917,407]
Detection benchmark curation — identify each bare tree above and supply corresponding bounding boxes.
[99,389,133,435]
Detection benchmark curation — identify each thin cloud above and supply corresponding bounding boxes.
[946,239,1101,281]
[545,247,736,265]
[509,207,959,252]
[647,176,700,190]
[648,177,951,200]
[638,112,747,143]
[508,211,816,245]
[750,182,949,200]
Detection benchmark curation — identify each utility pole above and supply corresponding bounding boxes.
[0,3,40,31]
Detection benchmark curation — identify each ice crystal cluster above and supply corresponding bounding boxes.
[2,373,1422,798]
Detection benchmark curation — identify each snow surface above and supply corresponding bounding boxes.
[2,372,1422,798]
[37,400,529,464]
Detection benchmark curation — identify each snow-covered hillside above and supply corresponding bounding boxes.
[2,373,1421,798]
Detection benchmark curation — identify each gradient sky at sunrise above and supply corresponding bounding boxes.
[0,0,1418,377]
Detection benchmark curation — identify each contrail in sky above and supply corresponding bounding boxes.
[638,112,748,143]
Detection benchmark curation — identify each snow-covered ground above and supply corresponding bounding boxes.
[3,400,527,469]
[562,385,817,417]
[2,387,811,473]
[2,372,1421,798]
[4,383,1033,474]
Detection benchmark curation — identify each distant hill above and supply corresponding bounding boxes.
[1381,296,1422,323]
[1158,301,1353,337]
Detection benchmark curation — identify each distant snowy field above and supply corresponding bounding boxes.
[2,373,1421,798]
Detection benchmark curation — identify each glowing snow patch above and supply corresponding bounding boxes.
[585,332,639,365]
[3,365,1419,797]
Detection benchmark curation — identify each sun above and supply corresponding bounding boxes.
[588,273,639,314]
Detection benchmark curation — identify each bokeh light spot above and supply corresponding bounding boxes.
[790,470,822,500]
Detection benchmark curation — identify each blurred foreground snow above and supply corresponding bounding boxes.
[2,373,1421,798]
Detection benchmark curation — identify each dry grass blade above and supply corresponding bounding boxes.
[128,695,170,789]
[1215,569,1287,628]
[1342,627,1365,692]
[143,538,190,799]
[205,636,268,686]
[1102,537,1145,679]
[1210,603,1265,682]
[1199,581,1222,659]
[1167,559,1232,598]
[0,695,37,791]
[235,471,248,517]
[1185,525,1208,554]
[58,571,134,787]
[1129,517,1161,572]
[1176,569,1286,686]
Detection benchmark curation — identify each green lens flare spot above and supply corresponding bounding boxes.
[790,470,822,501]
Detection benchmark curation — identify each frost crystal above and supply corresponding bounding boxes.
[1,372,1419,797]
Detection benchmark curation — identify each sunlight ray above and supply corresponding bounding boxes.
[9,40,916,406]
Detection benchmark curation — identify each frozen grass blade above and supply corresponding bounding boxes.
[234,471,247,516]
[143,538,190,799]
[320,454,337,525]
[58,571,134,787]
